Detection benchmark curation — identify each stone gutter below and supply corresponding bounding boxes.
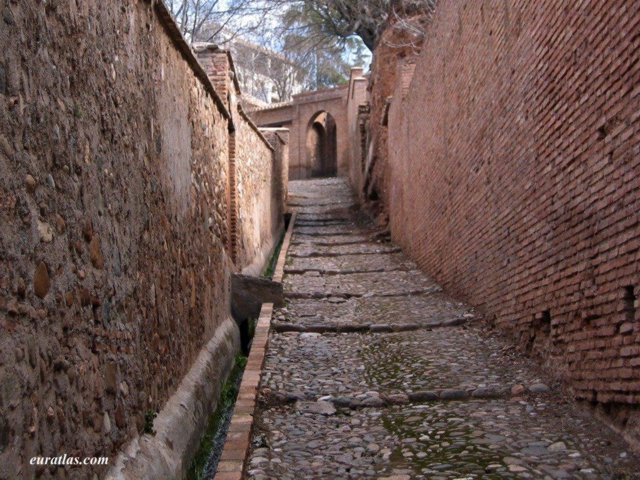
[104,317,240,480]
[214,211,297,480]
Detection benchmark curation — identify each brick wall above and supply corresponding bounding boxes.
[250,86,353,181]
[384,0,640,443]
[196,46,231,109]
[0,2,285,478]
[353,23,423,213]
[196,45,288,274]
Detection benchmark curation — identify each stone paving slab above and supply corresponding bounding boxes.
[288,242,401,257]
[296,213,353,223]
[278,293,471,328]
[294,225,364,236]
[283,270,439,298]
[284,252,418,274]
[290,233,372,246]
[261,328,547,397]
[290,185,353,197]
[248,400,639,480]
[295,221,352,228]
[288,197,355,207]
[289,178,353,194]
[289,199,356,209]
[290,197,355,205]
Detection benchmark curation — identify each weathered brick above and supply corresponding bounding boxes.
[360,0,640,443]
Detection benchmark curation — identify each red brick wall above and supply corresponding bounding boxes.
[250,87,351,181]
[385,0,640,440]
[196,47,230,109]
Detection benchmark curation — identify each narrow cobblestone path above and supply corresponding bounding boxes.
[246,178,640,480]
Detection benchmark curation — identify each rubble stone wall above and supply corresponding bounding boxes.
[0,1,284,478]
[234,110,283,274]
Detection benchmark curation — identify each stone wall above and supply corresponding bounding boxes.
[195,45,287,275]
[234,111,282,274]
[381,0,640,444]
[261,129,290,214]
[0,1,285,478]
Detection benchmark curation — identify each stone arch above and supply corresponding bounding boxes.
[306,111,337,177]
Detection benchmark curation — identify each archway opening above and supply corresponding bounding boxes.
[306,111,337,177]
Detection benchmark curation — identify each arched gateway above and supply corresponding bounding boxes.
[247,69,368,181]
[306,111,337,177]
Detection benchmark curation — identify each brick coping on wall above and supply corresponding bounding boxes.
[152,1,274,154]
[214,211,297,480]
[150,0,229,120]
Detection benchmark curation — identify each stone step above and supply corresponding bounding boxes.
[276,293,472,329]
[283,270,438,298]
[285,251,418,273]
[260,327,547,398]
[288,242,401,257]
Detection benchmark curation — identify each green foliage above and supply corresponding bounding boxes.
[277,3,367,90]
[186,354,248,480]
[143,410,157,435]
[235,354,248,370]
[262,229,286,279]
[280,0,389,51]
[247,318,257,341]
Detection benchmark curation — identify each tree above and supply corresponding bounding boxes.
[165,0,282,43]
[280,0,436,51]
[165,0,433,101]
[276,30,356,91]
[167,0,435,51]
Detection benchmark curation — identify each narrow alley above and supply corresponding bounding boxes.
[244,179,640,480]
[3,2,640,479]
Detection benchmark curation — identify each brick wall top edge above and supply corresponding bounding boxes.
[248,103,295,114]
[194,44,244,95]
[260,129,289,145]
[293,84,348,99]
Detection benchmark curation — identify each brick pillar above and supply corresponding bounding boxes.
[195,43,238,264]
[398,61,416,99]
[227,130,238,264]
[194,43,231,109]
[358,103,370,170]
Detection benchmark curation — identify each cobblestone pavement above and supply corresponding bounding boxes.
[246,178,640,480]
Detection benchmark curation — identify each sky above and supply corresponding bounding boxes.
[217,0,372,70]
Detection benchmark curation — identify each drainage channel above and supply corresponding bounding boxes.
[187,212,295,480]
[187,355,247,480]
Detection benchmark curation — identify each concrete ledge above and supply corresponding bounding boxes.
[232,274,283,321]
[104,317,240,480]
